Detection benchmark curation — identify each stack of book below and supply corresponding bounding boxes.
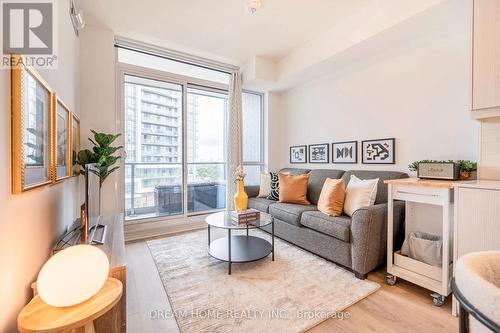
[231,209,260,225]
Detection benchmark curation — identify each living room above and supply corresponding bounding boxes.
[1,0,500,332]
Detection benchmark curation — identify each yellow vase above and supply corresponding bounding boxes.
[234,180,248,212]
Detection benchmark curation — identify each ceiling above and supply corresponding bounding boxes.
[77,0,372,65]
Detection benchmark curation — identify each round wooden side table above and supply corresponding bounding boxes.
[18,277,122,333]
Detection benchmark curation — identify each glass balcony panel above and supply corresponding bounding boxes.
[124,163,183,220]
[187,163,227,213]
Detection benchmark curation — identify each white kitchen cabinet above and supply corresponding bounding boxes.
[472,0,500,119]
[453,180,500,314]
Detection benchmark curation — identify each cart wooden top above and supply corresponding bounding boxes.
[384,178,466,189]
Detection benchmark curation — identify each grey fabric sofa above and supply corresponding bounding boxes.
[246,168,408,279]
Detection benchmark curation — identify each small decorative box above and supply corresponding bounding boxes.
[417,162,460,180]
[231,209,260,224]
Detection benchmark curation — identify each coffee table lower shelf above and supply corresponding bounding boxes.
[208,235,273,274]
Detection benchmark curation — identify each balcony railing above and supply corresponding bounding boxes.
[125,162,227,220]
[141,116,178,127]
[140,128,179,137]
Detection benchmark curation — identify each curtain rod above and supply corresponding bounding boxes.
[114,36,240,75]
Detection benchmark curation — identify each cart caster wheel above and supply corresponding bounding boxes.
[385,274,397,286]
[431,293,445,307]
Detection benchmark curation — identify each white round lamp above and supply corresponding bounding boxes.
[37,245,109,307]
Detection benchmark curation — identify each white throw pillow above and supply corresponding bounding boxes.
[257,173,271,198]
[343,175,379,216]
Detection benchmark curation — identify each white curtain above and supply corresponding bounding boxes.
[226,71,243,210]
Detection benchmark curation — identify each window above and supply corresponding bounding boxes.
[119,46,264,221]
[242,91,264,185]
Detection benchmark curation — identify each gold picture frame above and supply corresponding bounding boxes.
[71,113,81,176]
[11,55,54,194]
[52,96,72,182]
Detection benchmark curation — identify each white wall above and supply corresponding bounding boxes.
[0,1,80,332]
[269,0,479,173]
[79,25,122,215]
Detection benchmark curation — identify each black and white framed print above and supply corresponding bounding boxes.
[290,145,307,164]
[308,143,329,163]
[332,141,358,164]
[362,138,395,164]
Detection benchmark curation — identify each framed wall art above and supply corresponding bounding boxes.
[290,145,307,164]
[53,97,72,181]
[308,143,329,163]
[11,55,54,193]
[332,141,358,164]
[71,114,81,176]
[362,138,395,164]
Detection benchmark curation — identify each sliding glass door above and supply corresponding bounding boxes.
[124,75,184,219]
[122,73,229,221]
[186,86,227,213]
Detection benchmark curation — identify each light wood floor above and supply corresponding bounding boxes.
[126,239,458,333]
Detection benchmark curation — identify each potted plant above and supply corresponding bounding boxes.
[457,160,477,180]
[76,130,123,186]
[408,159,477,180]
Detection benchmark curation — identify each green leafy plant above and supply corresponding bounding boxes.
[408,160,477,172]
[77,130,123,186]
[457,160,477,172]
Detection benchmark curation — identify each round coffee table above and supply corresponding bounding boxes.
[206,211,274,274]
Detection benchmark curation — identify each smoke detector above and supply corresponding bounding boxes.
[245,0,262,14]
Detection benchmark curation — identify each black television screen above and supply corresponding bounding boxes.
[85,163,101,241]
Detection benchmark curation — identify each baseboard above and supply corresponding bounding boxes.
[124,215,207,242]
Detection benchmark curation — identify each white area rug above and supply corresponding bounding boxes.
[147,229,379,333]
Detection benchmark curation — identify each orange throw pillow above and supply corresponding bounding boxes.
[278,173,311,205]
[317,178,346,216]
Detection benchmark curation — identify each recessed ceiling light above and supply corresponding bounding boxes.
[245,0,262,14]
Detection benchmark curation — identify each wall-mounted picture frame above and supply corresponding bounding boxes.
[308,143,329,163]
[332,141,358,164]
[53,97,72,181]
[362,138,396,164]
[290,145,307,164]
[11,55,54,193]
[71,114,81,176]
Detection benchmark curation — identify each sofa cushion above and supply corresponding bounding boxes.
[279,168,310,175]
[342,170,408,204]
[244,185,260,198]
[267,172,280,201]
[301,211,351,242]
[269,203,317,226]
[279,173,311,205]
[257,173,271,198]
[317,178,345,216]
[343,175,379,217]
[307,169,345,204]
[248,197,275,213]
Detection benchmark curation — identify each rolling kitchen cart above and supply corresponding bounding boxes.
[385,178,459,307]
